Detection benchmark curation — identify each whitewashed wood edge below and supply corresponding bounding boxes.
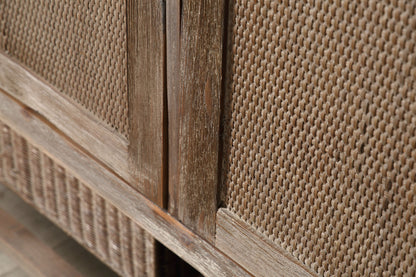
[0,93,251,277]
[216,208,318,277]
[0,53,130,182]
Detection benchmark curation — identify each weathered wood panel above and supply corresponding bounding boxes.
[0,90,250,277]
[168,0,225,243]
[166,0,181,217]
[127,0,166,206]
[0,53,129,183]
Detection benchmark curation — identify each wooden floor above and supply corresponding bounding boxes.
[0,183,118,277]
[0,251,28,277]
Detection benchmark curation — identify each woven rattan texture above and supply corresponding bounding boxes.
[0,1,128,137]
[221,1,416,276]
[0,121,148,277]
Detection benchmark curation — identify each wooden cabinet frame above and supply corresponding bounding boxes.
[166,1,317,276]
[167,0,225,242]
[0,1,318,276]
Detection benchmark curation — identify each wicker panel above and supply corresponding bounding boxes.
[222,1,416,276]
[0,1,128,137]
[0,121,148,277]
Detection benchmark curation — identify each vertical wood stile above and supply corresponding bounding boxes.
[28,145,44,210]
[166,0,181,217]
[168,0,226,242]
[127,0,166,206]
[126,2,164,275]
[80,184,95,250]
[120,214,134,277]
[107,203,122,271]
[19,136,32,201]
[42,154,57,217]
[2,125,14,185]
[0,121,3,182]
[10,131,23,194]
[93,193,109,260]
[54,164,69,227]
[67,173,82,239]
[145,232,156,277]
[132,223,146,277]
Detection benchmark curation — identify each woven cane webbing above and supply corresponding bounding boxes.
[0,1,128,136]
[221,1,416,276]
[0,121,148,277]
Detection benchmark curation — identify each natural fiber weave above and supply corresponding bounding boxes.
[221,0,416,276]
[0,121,147,277]
[0,1,128,136]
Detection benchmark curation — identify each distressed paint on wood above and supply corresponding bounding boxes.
[0,91,250,277]
[166,0,181,217]
[168,0,225,243]
[0,53,130,183]
[127,0,166,206]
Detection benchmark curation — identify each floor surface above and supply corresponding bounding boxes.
[0,183,118,277]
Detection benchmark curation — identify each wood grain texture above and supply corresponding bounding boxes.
[166,0,181,217]
[0,91,250,277]
[0,53,130,183]
[144,232,157,277]
[216,209,318,277]
[127,0,166,206]
[168,0,225,242]
[0,209,82,277]
[0,121,4,183]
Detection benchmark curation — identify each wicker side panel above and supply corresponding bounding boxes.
[0,120,149,277]
[0,1,128,137]
[222,1,416,276]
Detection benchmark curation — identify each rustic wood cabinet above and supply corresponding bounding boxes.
[1,1,415,276]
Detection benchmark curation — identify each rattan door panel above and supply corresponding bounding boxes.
[0,0,128,136]
[0,0,132,185]
[0,0,165,202]
[0,1,166,276]
[0,54,130,184]
[1,0,415,276]
[219,0,416,276]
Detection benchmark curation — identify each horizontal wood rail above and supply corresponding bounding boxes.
[0,53,130,184]
[0,90,251,277]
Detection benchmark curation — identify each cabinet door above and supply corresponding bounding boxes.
[169,1,416,276]
[0,0,165,205]
[0,1,165,276]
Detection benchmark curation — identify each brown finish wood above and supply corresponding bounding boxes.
[166,0,181,217]
[0,90,250,277]
[0,54,129,183]
[216,209,318,277]
[144,232,157,277]
[168,0,225,242]
[0,209,82,277]
[127,0,166,206]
